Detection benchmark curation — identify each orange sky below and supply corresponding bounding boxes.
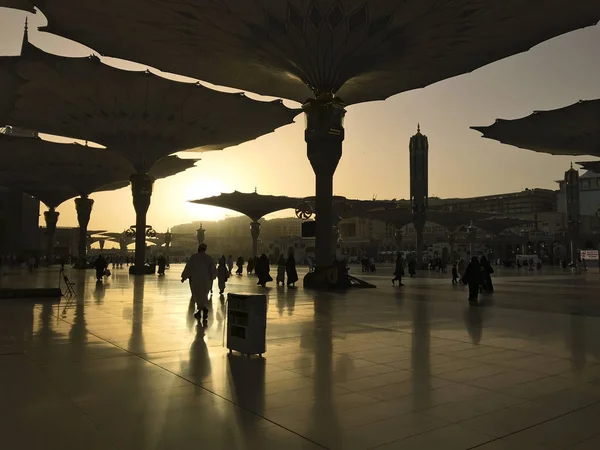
[1,7,600,234]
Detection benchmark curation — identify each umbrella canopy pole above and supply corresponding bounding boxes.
[130,174,154,275]
[250,221,261,258]
[75,196,94,269]
[304,97,345,276]
[43,207,59,259]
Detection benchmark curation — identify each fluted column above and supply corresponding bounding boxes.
[75,196,94,268]
[130,173,154,275]
[43,207,59,258]
[250,221,261,258]
[304,96,345,270]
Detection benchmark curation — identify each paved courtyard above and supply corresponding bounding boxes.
[1,264,600,449]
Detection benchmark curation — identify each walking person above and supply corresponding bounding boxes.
[276,254,286,286]
[392,254,405,286]
[286,253,299,287]
[235,256,244,275]
[217,255,229,294]
[462,256,482,305]
[157,254,166,276]
[479,255,494,292]
[247,256,254,275]
[94,255,107,282]
[255,253,273,287]
[457,258,466,282]
[408,258,416,277]
[307,256,314,273]
[452,261,460,284]
[227,255,234,276]
[181,244,217,321]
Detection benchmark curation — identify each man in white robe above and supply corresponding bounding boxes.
[181,243,216,320]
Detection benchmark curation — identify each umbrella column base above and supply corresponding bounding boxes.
[303,265,376,290]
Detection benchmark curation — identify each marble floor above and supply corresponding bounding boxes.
[1,264,600,449]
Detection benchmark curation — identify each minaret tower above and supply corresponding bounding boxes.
[410,124,428,267]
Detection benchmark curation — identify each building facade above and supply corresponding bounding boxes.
[556,170,600,217]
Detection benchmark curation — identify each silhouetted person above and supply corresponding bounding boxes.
[227,254,234,275]
[217,255,229,295]
[235,256,244,275]
[276,254,286,286]
[452,261,459,284]
[457,258,466,281]
[181,244,216,321]
[408,258,416,277]
[256,253,272,287]
[157,255,166,275]
[94,255,107,282]
[392,254,405,286]
[462,256,482,305]
[247,256,255,274]
[286,254,299,287]
[480,255,494,292]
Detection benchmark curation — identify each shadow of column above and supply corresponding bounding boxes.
[127,277,145,355]
[411,298,431,410]
[305,291,342,447]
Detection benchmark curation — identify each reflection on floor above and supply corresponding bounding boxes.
[1,264,600,449]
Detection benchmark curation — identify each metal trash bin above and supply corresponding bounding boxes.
[226,292,267,357]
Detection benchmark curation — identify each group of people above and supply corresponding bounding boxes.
[392,253,495,305]
[181,244,300,321]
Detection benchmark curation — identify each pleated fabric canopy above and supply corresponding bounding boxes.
[4,1,599,104]
[576,161,600,173]
[190,191,301,222]
[2,40,299,172]
[472,99,600,157]
[0,133,198,207]
[473,217,536,235]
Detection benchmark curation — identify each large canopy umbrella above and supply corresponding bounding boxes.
[577,161,600,174]
[298,196,397,221]
[473,217,536,235]
[0,171,101,255]
[471,99,600,157]
[97,231,134,255]
[190,191,301,257]
[471,101,600,262]
[474,216,536,259]
[0,132,197,261]
[355,207,413,251]
[362,208,493,257]
[9,1,600,284]
[1,1,32,10]
[3,39,298,274]
[427,210,495,257]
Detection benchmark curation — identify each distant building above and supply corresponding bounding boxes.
[430,188,557,215]
[556,170,600,217]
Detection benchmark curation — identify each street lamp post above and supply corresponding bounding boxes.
[466,222,477,257]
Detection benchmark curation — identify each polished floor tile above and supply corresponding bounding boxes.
[1,265,600,449]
